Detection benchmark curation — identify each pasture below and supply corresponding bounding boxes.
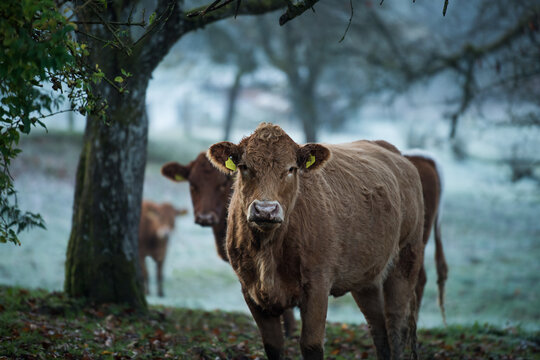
[2,130,539,333]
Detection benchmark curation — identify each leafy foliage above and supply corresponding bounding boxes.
[1,285,539,359]
[0,0,107,245]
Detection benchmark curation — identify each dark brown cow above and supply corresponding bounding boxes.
[374,142,448,321]
[403,150,447,321]
[161,152,233,261]
[208,123,425,360]
[161,153,297,337]
[138,201,187,297]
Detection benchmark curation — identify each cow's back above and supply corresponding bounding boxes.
[292,140,424,287]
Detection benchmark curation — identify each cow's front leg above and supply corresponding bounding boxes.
[243,290,284,360]
[156,259,164,297]
[299,286,328,360]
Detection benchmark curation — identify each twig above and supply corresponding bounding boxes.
[187,0,236,17]
[89,2,131,55]
[75,29,121,49]
[132,1,176,48]
[279,0,320,26]
[72,20,146,27]
[37,109,75,119]
[339,0,354,43]
[443,0,449,16]
[66,0,93,21]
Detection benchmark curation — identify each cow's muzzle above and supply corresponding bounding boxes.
[195,212,219,226]
[248,200,284,229]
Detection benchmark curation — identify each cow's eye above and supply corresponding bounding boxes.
[288,166,296,173]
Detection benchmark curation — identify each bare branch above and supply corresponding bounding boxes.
[279,0,320,26]
[183,0,286,33]
[338,0,354,43]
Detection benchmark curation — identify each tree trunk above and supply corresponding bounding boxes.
[223,69,244,141]
[291,81,318,143]
[65,77,149,309]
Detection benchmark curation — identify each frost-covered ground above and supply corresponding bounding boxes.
[2,119,539,331]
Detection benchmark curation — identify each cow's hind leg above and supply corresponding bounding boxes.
[243,291,284,360]
[384,244,422,360]
[414,266,427,317]
[352,284,390,360]
[282,308,296,337]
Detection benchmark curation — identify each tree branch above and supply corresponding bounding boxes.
[183,0,286,33]
[279,0,320,26]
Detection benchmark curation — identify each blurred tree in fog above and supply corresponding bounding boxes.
[204,23,258,140]
[355,0,540,160]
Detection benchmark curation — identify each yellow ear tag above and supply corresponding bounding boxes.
[174,174,184,181]
[225,157,237,171]
[306,154,316,169]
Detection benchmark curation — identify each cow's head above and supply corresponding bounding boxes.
[207,123,330,232]
[142,202,187,240]
[162,153,233,227]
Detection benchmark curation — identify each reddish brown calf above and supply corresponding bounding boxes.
[161,153,297,337]
[138,201,187,297]
[208,123,425,360]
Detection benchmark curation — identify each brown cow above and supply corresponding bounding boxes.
[161,153,297,337]
[207,123,425,360]
[138,201,187,297]
[374,142,448,321]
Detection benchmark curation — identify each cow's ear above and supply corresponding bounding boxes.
[161,162,190,182]
[297,143,331,172]
[175,208,188,217]
[207,142,240,174]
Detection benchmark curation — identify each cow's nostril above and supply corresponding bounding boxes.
[249,200,283,224]
[195,212,218,226]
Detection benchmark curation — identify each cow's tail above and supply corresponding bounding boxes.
[434,210,448,325]
[430,154,448,325]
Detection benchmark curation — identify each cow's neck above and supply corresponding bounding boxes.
[247,227,290,308]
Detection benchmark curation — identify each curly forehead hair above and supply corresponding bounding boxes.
[238,123,298,168]
[238,123,288,147]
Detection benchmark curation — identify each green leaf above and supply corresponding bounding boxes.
[149,12,156,25]
[114,76,124,83]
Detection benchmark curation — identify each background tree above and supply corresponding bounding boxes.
[204,23,258,140]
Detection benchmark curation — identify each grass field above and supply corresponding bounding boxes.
[1,286,538,359]
[1,130,539,335]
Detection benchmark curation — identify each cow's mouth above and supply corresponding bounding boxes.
[247,200,284,230]
[248,217,283,231]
